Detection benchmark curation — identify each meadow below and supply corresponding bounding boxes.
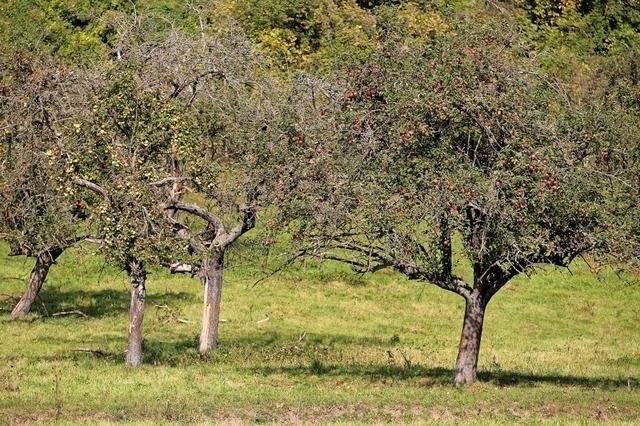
[1,242,639,424]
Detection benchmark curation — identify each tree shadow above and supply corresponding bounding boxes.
[8,324,639,390]
[478,369,638,389]
[124,331,640,390]
[23,335,204,367]
[211,331,639,390]
[68,337,204,367]
[13,287,199,319]
[248,362,638,389]
[221,330,393,347]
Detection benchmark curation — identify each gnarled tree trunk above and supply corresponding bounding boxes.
[10,247,63,320]
[199,252,224,353]
[453,291,487,386]
[126,260,146,367]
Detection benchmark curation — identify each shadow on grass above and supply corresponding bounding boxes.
[249,362,638,389]
[0,286,197,321]
[9,335,202,367]
[51,329,637,390]
[24,287,199,319]
[10,325,638,390]
[223,330,393,347]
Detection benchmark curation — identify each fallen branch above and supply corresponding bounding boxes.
[256,317,270,324]
[70,348,108,356]
[52,310,89,318]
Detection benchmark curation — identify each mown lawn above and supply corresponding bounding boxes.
[0,242,639,424]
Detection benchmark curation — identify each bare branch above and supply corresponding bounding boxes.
[149,176,190,186]
[73,179,107,196]
[165,200,226,235]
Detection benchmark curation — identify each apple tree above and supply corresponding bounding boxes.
[60,14,325,356]
[291,20,622,385]
[0,56,89,320]
[141,30,328,354]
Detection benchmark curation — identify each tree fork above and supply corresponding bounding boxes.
[199,252,224,354]
[126,261,146,367]
[10,248,63,320]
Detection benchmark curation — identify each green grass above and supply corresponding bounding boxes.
[0,242,639,424]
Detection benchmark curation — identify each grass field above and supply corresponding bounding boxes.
[1,242,639,424]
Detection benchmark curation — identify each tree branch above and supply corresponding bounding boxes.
[73,179,107,196]
[165,200,226,235]
[213,187,260,248]
[216,206,255,248]
[320,238,474,298]
[150,176,190,186]
[170,68,226,99]
[165,262,201,275]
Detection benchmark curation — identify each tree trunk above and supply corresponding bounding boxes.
[126,261,146,367]
[10,248,63,320]
[453,292,487,386]
[199,252,224,354]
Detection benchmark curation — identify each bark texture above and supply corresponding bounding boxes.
[10,248,63,320]
[453,292,487,386]
[126,261,146,367]
[199,252,224,353]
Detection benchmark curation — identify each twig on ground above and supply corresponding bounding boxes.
[70,348,108,356]
[52,310,89,318]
